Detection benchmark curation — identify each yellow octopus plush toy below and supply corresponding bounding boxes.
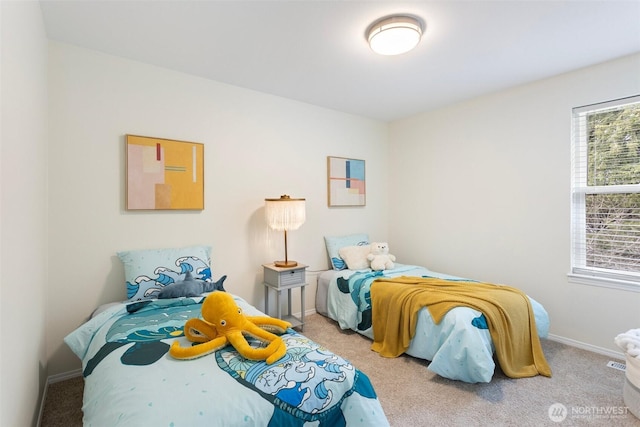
[169,291,291,365]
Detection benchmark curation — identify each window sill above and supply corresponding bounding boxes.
[567,273,640,293]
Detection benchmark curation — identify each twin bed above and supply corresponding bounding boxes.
[65,245,388,426]
[65,294,387,426]
[65,240,551,425]
[316,264,550,383]
[319,233,551,384]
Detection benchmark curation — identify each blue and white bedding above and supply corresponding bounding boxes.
[317,264,549,384]
[65,294,389,426]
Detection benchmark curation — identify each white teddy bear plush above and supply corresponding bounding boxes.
[367,242,396,271]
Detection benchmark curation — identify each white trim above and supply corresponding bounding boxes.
[574,184,640,194]
[33,332,624,426]
[567,273,640,293]
[547,333,626,361]
[37,369,83,427]
[291,308,318,320]
[570,96,640,285]
[37,382,48,427]
[48,368,82,383]
[574,95,640,114]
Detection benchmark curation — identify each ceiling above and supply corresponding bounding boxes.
[39,1,640,122]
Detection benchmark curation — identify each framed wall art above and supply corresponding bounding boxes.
[327,156,366,207]
[125,135,204,210]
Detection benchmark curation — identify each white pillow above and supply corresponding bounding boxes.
[338,244,371,270]
[324,233,369,270]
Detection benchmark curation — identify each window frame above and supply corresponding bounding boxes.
[569,95,640,293]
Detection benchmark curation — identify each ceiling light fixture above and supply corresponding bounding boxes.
[367,15,423,56]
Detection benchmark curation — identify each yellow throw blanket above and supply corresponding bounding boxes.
[370,276,551,379]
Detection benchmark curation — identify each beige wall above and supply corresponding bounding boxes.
[1,1,49,426]
[46,42,390,376]
[4,5,639,423]
[389,53,640,356]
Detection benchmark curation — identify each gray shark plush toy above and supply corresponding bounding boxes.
[157,271,227,299]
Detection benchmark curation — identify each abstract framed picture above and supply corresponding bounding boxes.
[327,156,366,207]
[125,135,204,210]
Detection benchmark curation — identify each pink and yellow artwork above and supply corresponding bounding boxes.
[327,156,366,207]
[126,135,204,210]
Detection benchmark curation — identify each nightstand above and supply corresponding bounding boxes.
[263,263,308,331]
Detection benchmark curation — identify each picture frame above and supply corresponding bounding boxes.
[125,135,204,210]
[327,156,366,207]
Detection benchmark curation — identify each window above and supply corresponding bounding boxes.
[570,95,640,291]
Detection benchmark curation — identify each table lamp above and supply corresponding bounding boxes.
[264,195,306,267]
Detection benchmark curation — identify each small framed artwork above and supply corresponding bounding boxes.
[327,156,366,207]
[125,135,204,210]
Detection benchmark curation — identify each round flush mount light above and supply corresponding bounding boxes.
[367,15,423,56]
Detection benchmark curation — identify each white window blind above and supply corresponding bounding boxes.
[570,95,640,290]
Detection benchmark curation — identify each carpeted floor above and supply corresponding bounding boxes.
[41,313,640,426]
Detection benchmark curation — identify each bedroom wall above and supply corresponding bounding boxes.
[389,53,640,356]
[1,1,49,425]
[46,42,389,376]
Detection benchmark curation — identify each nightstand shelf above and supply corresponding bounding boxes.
[263,263,308,331]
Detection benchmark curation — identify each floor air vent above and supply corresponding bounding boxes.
[607,360,626,371]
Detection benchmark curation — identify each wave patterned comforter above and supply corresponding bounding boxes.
[324,264,550,383]
[65,295,389,426]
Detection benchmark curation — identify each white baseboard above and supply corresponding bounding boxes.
[547,333,625,360]
[37,327,624,426]
[37,369,83,427]
[303,313,627,361]
[48,368,82,384]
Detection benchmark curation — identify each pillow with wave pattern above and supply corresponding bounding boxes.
[117,245,212,301]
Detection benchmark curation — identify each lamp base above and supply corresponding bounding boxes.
[274,260,298,268]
